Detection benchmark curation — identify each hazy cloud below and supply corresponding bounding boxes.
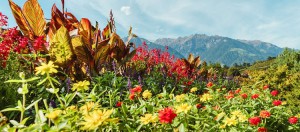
[120,6,131,16]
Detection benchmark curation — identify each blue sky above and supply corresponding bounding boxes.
[1,0,300,49]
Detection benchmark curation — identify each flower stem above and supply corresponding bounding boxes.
[20,94,26,122]
[47,74,64,107]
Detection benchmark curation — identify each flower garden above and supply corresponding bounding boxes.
[0,0,300,131]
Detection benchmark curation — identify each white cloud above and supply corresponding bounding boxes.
[120,6,131,16]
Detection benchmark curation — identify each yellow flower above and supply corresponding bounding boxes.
[142,90,152,99]
[35,61,58,75]
[282,101,287,105]
[175,94,185,102]
[200,93,212,102]
[72,80,90,92]
[140,114,157,124]
[190,87,198,93]
[66,105,77,111]
[219,124,226,129]
[223,117,238,126]
[175,103,192,114]
[231,110,242,117]
[215,112,226,121]
[237,114,247,122]
[80,102,99,115]
[80,109,114,130]
[46,109,62,120]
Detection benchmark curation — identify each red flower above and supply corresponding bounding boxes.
[33,36,46,51]
[258,127,268,132]
[235,88,241,94]
[251,94,259,99]
[158,107,177,124]
[259,110,271,118]
[272,100,282,106]
[129,94,135,100]
[130,85,142,94]
[288,116,298,124]
[270,90,278,96]
[263,85,269,90]
[196,104,202,109]
[0,12,8,27]
[240,93,248,99]
[206,82,213,88]
[249,116,261,126]
[116,101,122,107]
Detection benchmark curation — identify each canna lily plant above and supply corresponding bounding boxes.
[8,0,137,81]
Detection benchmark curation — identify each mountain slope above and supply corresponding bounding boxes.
[155,34,283,66]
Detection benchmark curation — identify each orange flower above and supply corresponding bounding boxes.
[263,85,269,90]
[225,93,234,100]
[234,88,241,94]
[129,94,135,100]
[130,85,142,94]
[206,82,213,88]
[259,110,271,118]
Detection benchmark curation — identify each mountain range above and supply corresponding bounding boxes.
[127,34,283,66]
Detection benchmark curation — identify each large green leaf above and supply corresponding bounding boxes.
[49,26,73,66]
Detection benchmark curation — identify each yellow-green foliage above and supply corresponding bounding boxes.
[243,49,300,110]
[49,26,73,66]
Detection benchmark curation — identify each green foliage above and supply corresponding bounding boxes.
[244,49,300,110]
[0,53,21,110]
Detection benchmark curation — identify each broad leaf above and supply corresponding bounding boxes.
[71,36,93,65]
[48,4,66,40]
[8,0,31,36]
[188,53,194,63]
[49,26,73,66]
[22,0,46,37]
[79,18,92,49]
